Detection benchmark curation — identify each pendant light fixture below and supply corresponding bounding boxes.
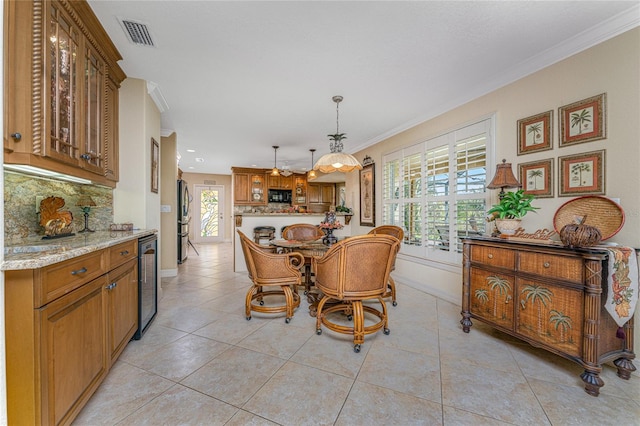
[313,95,363,174]
[307,149,317,180]
[271,146,280,177]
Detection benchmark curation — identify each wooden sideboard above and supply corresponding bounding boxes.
[461,237,636,396]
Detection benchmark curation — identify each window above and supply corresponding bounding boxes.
[383,118,493,265]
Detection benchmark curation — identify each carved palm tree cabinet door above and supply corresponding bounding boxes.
[461,237,635,397]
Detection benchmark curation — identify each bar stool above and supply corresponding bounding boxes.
[253,226,276,244]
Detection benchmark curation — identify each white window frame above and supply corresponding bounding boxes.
[382,116,495,268]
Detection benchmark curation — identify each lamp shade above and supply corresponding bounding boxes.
[313,152,363,173]
[76,195,96,207]
[487,159,520,190]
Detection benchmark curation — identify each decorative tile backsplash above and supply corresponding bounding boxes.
[4,172,113,244]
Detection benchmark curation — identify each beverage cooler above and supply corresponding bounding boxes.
[135,234,158,339]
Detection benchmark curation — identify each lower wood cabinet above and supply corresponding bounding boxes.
[461,237,636,397]
[5,242,139,425]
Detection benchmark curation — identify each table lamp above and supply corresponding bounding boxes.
[76,195,97,233]
[487,159,521,200]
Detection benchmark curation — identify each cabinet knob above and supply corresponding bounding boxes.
[543,262,550,268]
[80,153,91,160]
[10,132,21,141]
[487,253,493,259]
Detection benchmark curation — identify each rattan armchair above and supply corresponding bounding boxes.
[237,231,304,323]
[282,223,325,292]
[368,225,404,306]
[313,234,400,352]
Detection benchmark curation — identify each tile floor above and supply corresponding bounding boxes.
[75,242,640,425]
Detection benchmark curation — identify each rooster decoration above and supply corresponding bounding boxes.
[39,196,74,237]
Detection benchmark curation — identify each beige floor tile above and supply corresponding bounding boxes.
[133,334,230,381]
[336,380,443,425]
[118,384,238,425]
[192,311,270,344]
[181,346,285,406]
[243,361,353,426]
[442,405,514,426]
[155,305,225,333]
[599,363,640,402]
[237,320,314,359]
[225,410,280,426]
[527,377,640,425]
[73,362,174,425]
[358,345,442,402]
[119,324,188,365]
[440,358,550,425]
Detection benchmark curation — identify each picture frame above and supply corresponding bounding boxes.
[519,158,554,198]
[151,138,159,193]
[559,93,606,147]
[359,163,375,227]
[558,150,605,197]
[517,110,553,155]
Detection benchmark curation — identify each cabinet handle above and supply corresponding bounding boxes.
[106,282,117,290]
[543,262,550,268]
[487,253,493,259]
[71,267,87,275]
[120,250,129,256]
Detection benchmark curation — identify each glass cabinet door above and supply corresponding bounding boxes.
[46,4,79,164]
[81,46,105,174]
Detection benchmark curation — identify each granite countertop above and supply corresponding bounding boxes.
[2,229,157,271]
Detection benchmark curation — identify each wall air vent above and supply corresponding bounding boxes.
[119,18,155,47]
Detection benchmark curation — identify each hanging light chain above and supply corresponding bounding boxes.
[328,95,346,152]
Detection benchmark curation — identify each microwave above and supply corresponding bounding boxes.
[268,189,292,204]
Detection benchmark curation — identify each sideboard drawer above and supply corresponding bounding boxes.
[470,245,515,269]
[108,240,138,269]
[518,252,583,283]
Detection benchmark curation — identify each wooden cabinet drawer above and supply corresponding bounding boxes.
[108,240,138,270]
[37,251,106,307]
[470,245,515,269]
[518,252,583,283]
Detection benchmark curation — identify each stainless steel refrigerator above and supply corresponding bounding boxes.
[177,179,190,264]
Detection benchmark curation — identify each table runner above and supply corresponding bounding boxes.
[604,247,638,338]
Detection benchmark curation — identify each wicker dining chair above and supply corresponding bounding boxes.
[313,234,400,352]
[237,230,304,323]
[368,225,404,306]
[282,223,326,292]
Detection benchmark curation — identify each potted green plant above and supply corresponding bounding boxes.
[487,189,539,235]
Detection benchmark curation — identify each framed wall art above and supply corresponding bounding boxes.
[559,93,606,147]
[359,163,375,227]
[558,150,605,197]
[519,158,553,198]
[151,138,159,193]
[517,110,553,155]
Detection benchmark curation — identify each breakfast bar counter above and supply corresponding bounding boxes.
[234,212,351,273]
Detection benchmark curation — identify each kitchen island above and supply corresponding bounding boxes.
[234,212,352,273]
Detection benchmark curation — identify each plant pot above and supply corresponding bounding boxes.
[495,219,521,236]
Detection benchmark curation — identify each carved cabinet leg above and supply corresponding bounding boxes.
[613,357,636,380]
[460,312,472,333]
[580,370,604,397]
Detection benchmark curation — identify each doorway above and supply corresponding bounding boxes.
[194,185,224,243]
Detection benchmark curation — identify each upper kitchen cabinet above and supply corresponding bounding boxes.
[267,174,293,189]
[233,168,267,205]
[4,0,126,187]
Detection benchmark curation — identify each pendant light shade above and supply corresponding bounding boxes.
[307,149,317,180]
[271,146,280,176]
[313,95,362,174]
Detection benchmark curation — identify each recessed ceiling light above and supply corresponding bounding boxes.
[195,158,204,163]
[188,166,195,169]
[187,149,195,153]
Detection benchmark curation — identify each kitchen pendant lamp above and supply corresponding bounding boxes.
[271,146,280,177]
[307,149,317,180]
[313,95,362,174]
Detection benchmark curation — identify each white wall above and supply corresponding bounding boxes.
[352,28,640,349]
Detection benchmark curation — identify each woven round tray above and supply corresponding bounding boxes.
[553,196,625,240]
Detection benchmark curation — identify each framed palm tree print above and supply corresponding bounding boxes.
[519,158,553,198]
[558,150,605,196]
[559,93,606,147]
[517,110,553,155]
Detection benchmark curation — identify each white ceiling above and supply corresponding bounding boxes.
[87,1,639,176]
